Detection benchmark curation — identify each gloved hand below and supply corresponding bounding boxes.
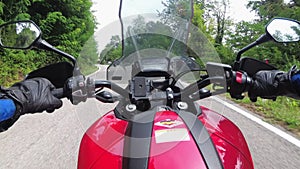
[3,78,63,114]
[248,66,300,102]
[0,78,62,131]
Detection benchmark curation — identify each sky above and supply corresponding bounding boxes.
[91,0,258,51]
[91,0,119,30]
[228,0,257,22]
[228,0,291,22]
[91,0,258,30]
[91,0,294,58]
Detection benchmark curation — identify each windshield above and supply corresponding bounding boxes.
[74,0,226,151]
[100,0,221,86]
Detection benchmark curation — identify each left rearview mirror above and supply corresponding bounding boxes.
[0,20,41,49]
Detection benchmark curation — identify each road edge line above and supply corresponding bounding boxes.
[211,96,300,148]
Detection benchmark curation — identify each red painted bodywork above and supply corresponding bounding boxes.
[199,106,254,168]
[78,106,254,169]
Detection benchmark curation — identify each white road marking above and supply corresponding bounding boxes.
[212,96,300,148]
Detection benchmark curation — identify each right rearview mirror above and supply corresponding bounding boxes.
[266,18,300,43]
[0,20,41,49]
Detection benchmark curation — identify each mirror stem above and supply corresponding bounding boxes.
[35,40,83,76]
[36,39,77,66]
[234,34,272,70]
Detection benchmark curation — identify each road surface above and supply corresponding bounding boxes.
[0,65,300,168]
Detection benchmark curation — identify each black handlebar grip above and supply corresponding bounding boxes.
[51,88,65,99]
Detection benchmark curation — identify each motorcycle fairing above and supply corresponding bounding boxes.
[199,106,254,168]
[121,108,223,169]
[78,0,253,167]
[78,106,254,169]
[77,111,128,169]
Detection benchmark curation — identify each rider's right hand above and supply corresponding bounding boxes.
[248,66,300,101]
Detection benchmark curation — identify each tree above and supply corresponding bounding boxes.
[246,0,300,69]
[78,36,99,75]
[204,0,232,46]
[100,35,122,64]
[29,0,95,56]
[0,0,96,86]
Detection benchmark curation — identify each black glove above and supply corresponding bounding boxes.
[248,66,300,102]
[0,78,62,131]
[2,78,63,114]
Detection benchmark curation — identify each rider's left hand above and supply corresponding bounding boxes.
[3,77,63,114]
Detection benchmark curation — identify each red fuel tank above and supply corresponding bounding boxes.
[78,107,254,169]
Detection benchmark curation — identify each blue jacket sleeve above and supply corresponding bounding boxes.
[291,73,300,95]
[0,99,16,122]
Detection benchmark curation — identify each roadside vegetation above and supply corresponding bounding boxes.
[0,0,97,86]
[232,96,300,137]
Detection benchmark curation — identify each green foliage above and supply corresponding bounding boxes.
[192,3,205,31]
[0,0,96,86]
[244,0,300,70]
[100,35,122,64]
[101,1,211,65]
[100,14,191,64]
[78,36,99,75]
[30,0,95,55]
[215,45,235,63]
[0,49,48,86]
[159,0,193,22]
[203,0,231,46]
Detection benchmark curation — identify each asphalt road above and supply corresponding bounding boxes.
[0,65,300,169]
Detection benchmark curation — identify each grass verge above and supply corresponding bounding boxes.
[230,95,300,138]
[81,65,98,76]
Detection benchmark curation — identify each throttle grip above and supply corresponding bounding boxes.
[229,71,253,99]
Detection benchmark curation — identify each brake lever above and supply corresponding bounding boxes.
[95,91,116,103]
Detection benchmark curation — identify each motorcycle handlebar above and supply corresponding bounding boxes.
[51,88,65,99]
[94,80,128,97]
[51,69,254,102]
